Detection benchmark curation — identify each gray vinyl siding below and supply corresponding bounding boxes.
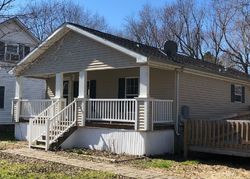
[23,30,139,76]
[179,72,250,119]
[46,68,139,99]
[150,68,175,100]
[45,68,176,100]
[0,68,46,123]
[88,68,139,98]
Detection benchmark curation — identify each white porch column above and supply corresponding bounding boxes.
[78,70,87,98]
[15,76,23,99]
[14,77,23,122]
[138,66,151,131]
[78,70,87,126]
[55,73,64,98]
[139,66,150,98]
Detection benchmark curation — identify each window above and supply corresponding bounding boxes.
[4,43,31,61]
[125,78,139,98]
[72,80,96,99]
[0,86,4,109]
[5,44,19,61]
[234,85,242,102]
[231,84,245,103]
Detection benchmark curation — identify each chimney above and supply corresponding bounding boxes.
[163,40,178,57]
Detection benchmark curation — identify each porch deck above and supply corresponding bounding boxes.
[13,98,174,150]
[13,98,174,130]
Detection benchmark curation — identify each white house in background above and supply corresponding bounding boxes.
[10,23,250,156]
[0,18,45,124]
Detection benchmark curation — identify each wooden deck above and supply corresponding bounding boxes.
[184,117,250,158]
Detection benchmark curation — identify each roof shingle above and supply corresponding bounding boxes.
[69,23,250,82]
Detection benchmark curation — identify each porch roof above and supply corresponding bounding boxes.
[10,22,250,82]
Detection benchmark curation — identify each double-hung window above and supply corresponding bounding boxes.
[125,78,139,98]
[5,44,19,61]
[231,84,245,103]
[118,77,139,99]
[2,43,31,61]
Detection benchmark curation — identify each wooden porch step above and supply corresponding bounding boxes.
[31,144,46,149]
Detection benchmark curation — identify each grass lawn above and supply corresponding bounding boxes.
[0,135,118,179]
[134,158,199,169]
[0,153,117,179]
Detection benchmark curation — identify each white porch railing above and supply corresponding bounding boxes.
[29,99,66,148]
[86,99,137,122]
[46,99,77,150]
[151,99,174,124]
[13,99,56,119]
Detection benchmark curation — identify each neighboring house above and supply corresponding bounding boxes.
[0,18,46,125]
[10,23,250,156]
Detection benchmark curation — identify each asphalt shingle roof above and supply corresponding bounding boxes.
[68,23,250,82]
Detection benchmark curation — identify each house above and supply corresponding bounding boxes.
[10,23,250,156]
[0,18,45,128]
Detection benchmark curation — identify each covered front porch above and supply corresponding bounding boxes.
[13,66,176,131]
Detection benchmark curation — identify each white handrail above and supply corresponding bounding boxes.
[46,99,77,150]
[29,99,65,148]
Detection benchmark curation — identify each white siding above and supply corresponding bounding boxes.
[0,21,37,49]
[0,68,46,123]
[22,31,139,76]
[15,124,174,156]
[61,127,174,156]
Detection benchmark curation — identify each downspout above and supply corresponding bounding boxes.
[175,69,180,136]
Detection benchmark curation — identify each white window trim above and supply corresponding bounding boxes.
[4,43,20,61]
[125,77,139,99]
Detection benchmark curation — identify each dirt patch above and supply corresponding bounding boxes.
[0,140,27,150]
[56,148,144,163]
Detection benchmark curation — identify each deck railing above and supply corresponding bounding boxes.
[46,99,77,150]
[12,99,56,120]
[18,98,173,132]
[184,119,250,158]
[151,99,173,124]
[29,99,66,148]
[86,99,138,123]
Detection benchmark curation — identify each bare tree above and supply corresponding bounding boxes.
[213,0,250,73]
[124,4,162,47]
[20,0,108,41]
[123,0,250,74]
[124,1,208,60]
[161,0,208,59]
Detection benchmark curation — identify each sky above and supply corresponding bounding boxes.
[73,0,174,29]
[13,0,208,30]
